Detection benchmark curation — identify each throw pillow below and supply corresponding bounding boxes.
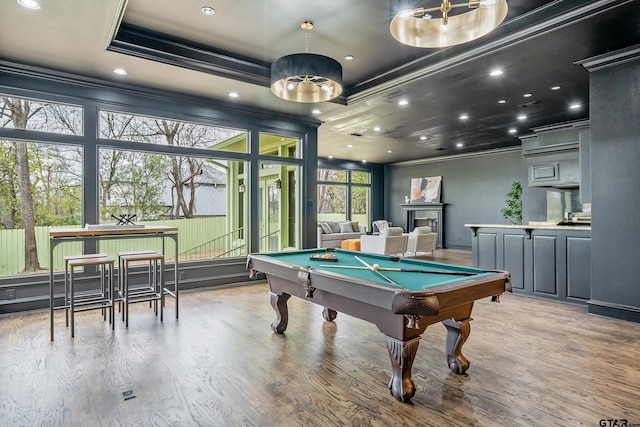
[320,223,333,234]
[339,222,354,233]
[329,222,342,233]
[373,220,390,233]
[351,221,359,232]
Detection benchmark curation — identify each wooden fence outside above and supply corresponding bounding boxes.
[0,217,228,277]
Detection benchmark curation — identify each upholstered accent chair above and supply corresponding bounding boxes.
[406,226,438,256]
[360,227,408,256]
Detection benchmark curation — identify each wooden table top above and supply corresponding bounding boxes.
[49,226,178,238]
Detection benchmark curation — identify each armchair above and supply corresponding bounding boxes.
[360,227,408,256]
[406,226,437,256]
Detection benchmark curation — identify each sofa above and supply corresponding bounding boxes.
[360,227,408,256]
[317,220,366,248]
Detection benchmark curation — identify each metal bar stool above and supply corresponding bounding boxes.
[67,256,116,338]
[118,252,165,327]
[117,250,158,314]
[63,253,107,327]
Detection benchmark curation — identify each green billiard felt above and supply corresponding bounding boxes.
[262,248,490,290]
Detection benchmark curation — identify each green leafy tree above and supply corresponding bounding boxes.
[0,141,19,229]
[501,181,523,225]
[1,98,43,271]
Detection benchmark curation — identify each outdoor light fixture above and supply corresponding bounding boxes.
[271,21,343,103]
[275,179,282,189]
[390,0,508,48]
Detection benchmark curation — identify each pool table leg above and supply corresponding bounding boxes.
[322,307,337,321]
[384,336,420,402]
[270,292,290,334]
[442,318,471,374]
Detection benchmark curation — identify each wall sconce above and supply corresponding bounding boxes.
[238,183,246,193]
[275,179,282,189]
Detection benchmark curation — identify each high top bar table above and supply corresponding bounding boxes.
[49,225,179,341]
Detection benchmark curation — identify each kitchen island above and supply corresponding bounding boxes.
[465,223,591,303]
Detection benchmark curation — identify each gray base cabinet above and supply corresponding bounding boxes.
[469,225,591,303]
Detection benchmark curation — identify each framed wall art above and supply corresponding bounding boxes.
[409,176,442,203]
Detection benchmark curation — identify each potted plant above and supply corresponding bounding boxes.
[501,181,522,224]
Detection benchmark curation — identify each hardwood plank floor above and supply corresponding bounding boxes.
[1,250,639,426]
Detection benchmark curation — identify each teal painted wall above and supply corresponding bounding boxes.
[385,150,527,249]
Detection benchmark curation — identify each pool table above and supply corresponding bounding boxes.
[247,248,511,402]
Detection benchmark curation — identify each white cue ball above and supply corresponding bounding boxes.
[372,263,380,270]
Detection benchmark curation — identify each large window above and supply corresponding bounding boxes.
[0,92,306,278]
[317,168,371,229]
[99,110,246,152]
[1,95,84,276]
[97,110,250,261]
[259,161,300,252]
[1,95,83,135]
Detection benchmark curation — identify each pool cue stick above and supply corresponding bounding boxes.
[378,267,477,276]
[319,264,369,270]
[320,264,476,276]
[353,256,398,285]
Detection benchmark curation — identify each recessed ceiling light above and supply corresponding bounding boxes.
[328,155,334,159]
[18,0,40,9]
[569,103,582,110]
[523,93,533,98]
[344,55,354,61]
[508,128,517,134]
[489,69,504,77]
[456,142,464,148]
[373,127,381,132]
[312,109,321,114]
[113,68,128,76]
[517,114,527,121]
[459,114,469,120]
[551,85,561,90]
[387,150,393,153]
[398,99,409,106]
[228,92,240,98]
[201,6,215,15]
[498,99,507,104]
[347,144,353,148]
[419,136,427,141]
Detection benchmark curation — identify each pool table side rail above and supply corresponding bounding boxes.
[248,254,401,311]
[247,253,511,313]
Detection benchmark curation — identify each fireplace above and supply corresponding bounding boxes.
[400,203,445,248]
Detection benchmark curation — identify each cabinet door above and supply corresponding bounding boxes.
[503,234,525,289]
[529,162,560,186]
[567,237,591,300]
[477,233,497,269]
[532,235,558,295]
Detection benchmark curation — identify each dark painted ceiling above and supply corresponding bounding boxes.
[1,0,639,163]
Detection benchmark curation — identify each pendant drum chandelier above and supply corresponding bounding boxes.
[390,0,508,48]
[271,21,343,103]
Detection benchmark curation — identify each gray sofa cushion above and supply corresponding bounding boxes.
[339,222,354,233]
[320,223,333,234]
[328,222,342,233]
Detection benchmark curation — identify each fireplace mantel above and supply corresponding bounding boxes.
[400,203,446,248]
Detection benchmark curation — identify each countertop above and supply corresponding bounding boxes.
[464,223,591,231]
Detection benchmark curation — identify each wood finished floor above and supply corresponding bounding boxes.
[1,250,639,426]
